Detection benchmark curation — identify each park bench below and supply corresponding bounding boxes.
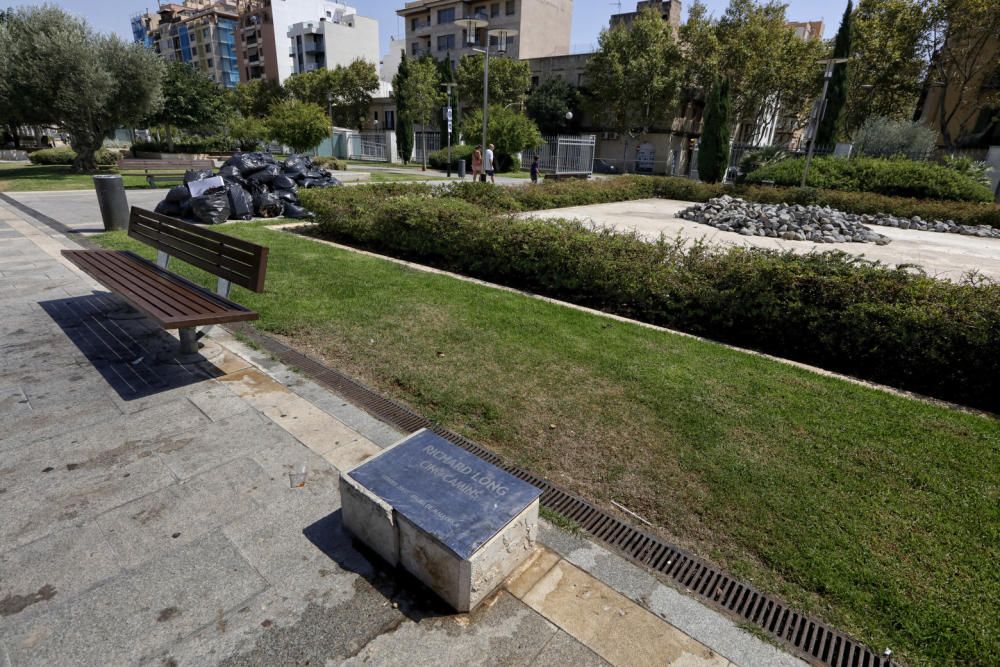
[117,157,215,187]
[62,207,268,358]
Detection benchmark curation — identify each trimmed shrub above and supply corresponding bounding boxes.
[852,117,936,159]
[744,156,994,202]
[29,147,116,166]
[311,156,347,170]
[428,144,475,170]
[301,187,1000,411]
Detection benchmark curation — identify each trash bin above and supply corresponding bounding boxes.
[457,159,465,179]
[93,174,130,231]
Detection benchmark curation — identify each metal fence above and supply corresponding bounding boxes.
[412,131,441,162]
[347,132,388,162]
[523,135,597,175]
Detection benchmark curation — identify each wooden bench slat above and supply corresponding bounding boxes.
[129,207,264,256]
[128,225,260,283]
[82,250,226,317]
[63,250,258,329]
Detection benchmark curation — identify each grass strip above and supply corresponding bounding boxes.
[0,163,151,191]
[92,223,1000,666]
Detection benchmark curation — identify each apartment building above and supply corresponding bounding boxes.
[609,0,680,31]
[396,0,572,64]
[287,11,379,76]
[134,1,241,88]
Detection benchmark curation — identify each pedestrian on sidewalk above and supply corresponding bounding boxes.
[530,155,539,184]
[471,145,482,182]
[485,144,496,184]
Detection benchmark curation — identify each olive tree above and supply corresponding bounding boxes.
[266,99,329,153]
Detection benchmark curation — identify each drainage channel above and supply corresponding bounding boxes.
[230,322,895,667]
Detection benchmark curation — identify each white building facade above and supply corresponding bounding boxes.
[288,12,379,75]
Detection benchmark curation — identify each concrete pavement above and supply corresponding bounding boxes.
[523,198,1000,282]
[0,200,803,666]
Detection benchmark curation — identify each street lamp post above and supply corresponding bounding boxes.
[801,57,848,187]
[442,82,458,177]
[455,14,489,179]
[327,92,334,158]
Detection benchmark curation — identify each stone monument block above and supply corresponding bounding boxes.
[340,428,542,612]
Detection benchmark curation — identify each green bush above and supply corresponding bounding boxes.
[311,156,347,170]
[131,136,233,154]
[744,156,994,202]
[29,147,116,166]
[428,144,474,170]
[301,186,1000,411]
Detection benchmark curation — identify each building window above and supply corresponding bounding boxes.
[437,34,455,51]
[204,44,211,53]
[531,75,538,87]
[206,58,213,67]
[385,110,395,130]
[490,3,500,17]
[476,5,486,16]
[505,0,515,15]
[577,73,585,86]
[411,17,419,30]
[411,42,420,55]
[437,8,455,24]
[203,27,209,38]
[191,45,198,55]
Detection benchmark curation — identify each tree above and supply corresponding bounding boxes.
[461,105,543,172]
[395,56,442,169]
[702,0,825,143]
[456,54,531,109]
[844,0,928,134]
[922,0,1000,147]
[228,78,286,118]
[266,99,328,152]
[332,59,379,130]
[679,1,720,98]
[393,53,414,163]
[585,6,683,170]
[816,1,852,146]
[0,6,164,171]
[226,113,267,152]
[285,68,335,108]
[149,60,226,150]
[526,79,581,135]
[698,77,731,183]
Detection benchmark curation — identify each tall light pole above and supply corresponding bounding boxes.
[801,57,848,187]
[327,91,334,157]
[480,28,517,177]
[442,82,458,177]
[455,13,488,177]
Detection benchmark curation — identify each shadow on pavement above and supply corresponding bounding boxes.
[40,291,221,400]
[303,510,454,623]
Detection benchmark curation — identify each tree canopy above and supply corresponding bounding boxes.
[394,56,443,168]
[526,79,581,135]
[285,59,379,130]
[815,1,852,146]
[266,99,328,152]
[456,54,531,109]
[0,5,163,170]
[392,53,415,163]
[149,60,226,148]
[461,105,543,171]
[228,78,287,118]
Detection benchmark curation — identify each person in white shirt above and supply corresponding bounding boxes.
[484,144,496,183]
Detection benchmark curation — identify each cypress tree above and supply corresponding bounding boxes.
[698,77,731,183]
[816,1,852,146]
[393,53,414,163]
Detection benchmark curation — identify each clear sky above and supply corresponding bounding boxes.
[28,0,843,59]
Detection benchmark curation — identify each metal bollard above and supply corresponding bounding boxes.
[93,174,130,231]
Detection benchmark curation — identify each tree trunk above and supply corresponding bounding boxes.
[71,145,98,173]
[622,139,629,174]
[166,125,175,152]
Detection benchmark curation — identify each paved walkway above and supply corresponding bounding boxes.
[0,201,802,666]
[523,198,1000,282]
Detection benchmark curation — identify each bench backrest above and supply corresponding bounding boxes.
[118,158,215,171]
[128,207,268,293]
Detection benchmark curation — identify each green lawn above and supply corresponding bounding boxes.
[92,224,1000,666]
[0,163,151,191]
[367,172,446,183]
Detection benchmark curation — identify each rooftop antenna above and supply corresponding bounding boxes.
[610,0,623,11]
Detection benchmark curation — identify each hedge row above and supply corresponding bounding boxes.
[743,156,995,203]
[28,147,117,166]
[301,185,1000,411]
[428,144,475,170]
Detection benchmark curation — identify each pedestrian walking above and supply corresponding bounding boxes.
[484,144,496,184]
[530,155,539,184]
[471,145,482,182]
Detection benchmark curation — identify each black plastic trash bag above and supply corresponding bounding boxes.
[282,203,313,219]
[272,174,297,190]
[303,169,326,179]
[218,165,246,185]
[190,188,231,225]
[276,189,299,204]
[227,184,254,221]
[253,189,284,218]
[183,169,214,183]
[282,154,309,172]
[154,200,182,217]
[248,164,281,184]
[226,152,269,176]
[299,177,319,188]
[164,185,191,203]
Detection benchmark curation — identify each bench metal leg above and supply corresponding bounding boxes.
[178,327,198,356]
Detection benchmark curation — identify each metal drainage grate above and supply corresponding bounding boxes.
[230,323,896,667]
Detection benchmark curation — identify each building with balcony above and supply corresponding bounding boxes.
[287,12,379,76]
[133,1,241,88]
[238,0,377,83]
[396,0,572,65]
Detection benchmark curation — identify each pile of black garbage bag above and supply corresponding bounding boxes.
[154,152,340,225]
